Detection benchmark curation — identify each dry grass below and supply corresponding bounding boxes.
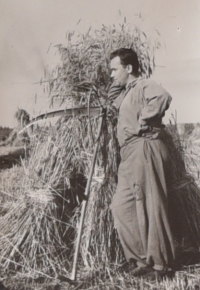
[2,263,200,290]
[42,22,160,108]
[163,123,200,250]
[0,110,121,279]
[0,166,74,279]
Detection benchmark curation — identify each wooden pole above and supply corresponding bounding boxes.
[71,112,104,281]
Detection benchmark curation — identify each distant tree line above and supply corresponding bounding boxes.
[0,126,13,130]
[0,127,13,141]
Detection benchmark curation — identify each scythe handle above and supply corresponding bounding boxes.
[71,111,104,281]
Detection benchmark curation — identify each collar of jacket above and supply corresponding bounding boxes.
[126,77,143,90]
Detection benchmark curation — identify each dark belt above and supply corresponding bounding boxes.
[121,130,161,149]
[140,131,160,139]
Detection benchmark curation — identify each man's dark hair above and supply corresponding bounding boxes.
[110,48,139,76]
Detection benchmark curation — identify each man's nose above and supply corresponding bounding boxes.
[111,71,115,78]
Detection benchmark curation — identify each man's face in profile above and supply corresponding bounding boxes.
[110,56,129,86]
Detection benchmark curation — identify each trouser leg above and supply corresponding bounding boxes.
[143,140,175,270]
[111,171,147,264]
[111,139,175,270]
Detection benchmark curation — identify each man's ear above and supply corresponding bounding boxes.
[126,64,133,74]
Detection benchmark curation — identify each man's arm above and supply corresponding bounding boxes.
[139,80,172,125]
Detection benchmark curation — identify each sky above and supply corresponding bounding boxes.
[0,0,200,127]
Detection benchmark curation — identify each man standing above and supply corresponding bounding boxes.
[109,48,175,279]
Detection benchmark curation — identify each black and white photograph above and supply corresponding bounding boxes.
[0,1,200,289]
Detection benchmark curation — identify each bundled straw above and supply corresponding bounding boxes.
[0,161,75,277]
[162,124,200,250]
[0,109,121,276]
[42,23,160,108]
